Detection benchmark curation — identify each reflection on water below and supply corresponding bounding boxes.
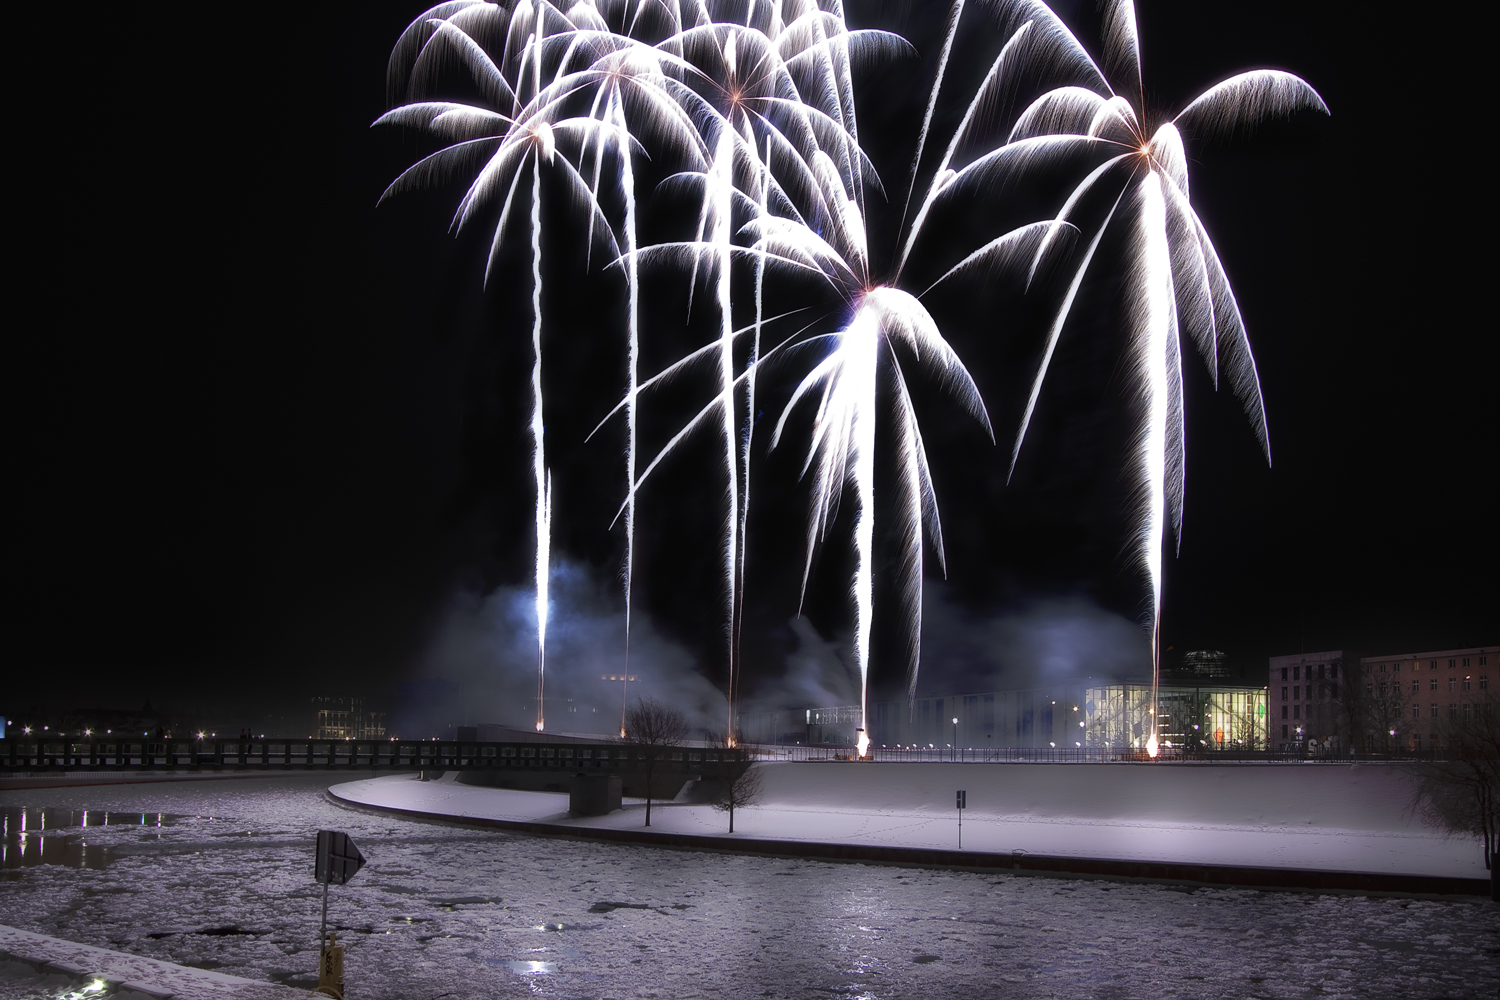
[1,807,179,871]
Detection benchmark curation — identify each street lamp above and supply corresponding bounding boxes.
[952,718,958,761]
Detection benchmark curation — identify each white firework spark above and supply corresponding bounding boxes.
[375,0,1324,757]
[973,0,1328,753]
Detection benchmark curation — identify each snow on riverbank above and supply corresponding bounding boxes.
[330,762,1484,879]
[0,923,302,998]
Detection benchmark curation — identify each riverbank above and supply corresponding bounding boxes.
[0,924,304,999]
[329,763,1492,896]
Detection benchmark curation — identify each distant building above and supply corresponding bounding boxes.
[1360,646,1494,751]
[743,678,1266,750]
[312,696,386,740]
[1172,650,1234,680]
[1268,650,1356,746]
[1267,645,1495,750]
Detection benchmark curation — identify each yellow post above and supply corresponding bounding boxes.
[314,930,345,999]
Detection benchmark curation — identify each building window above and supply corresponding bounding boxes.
[1429,660,1437,670]
[1430,677,1438,691]
[1449,704,1458,720]
[1331,683,1338,699]
[1331,664,1339,678]
[1411,679,1419,694]
[1282,725,1288,738]
[1281,687,1288,700]
[1281,705,1288,720]
[1281,667,1288,681]
[1412,705,1421,720]
[1431,703,1438,718]
[1482,676,1489,691]
[1294,666,1301,680]
[1413,733,1422,750]
[1463,658,1470,667]
[1449,677,1457,693]
[1393,662,1400,673]
[1449,659,1456,668]
[1293,686,1300,700]
[1318,664,1326,679]
[1293,705,1301,719]
[1481,656,1488,666]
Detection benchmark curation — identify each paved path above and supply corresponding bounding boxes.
[328,766,1487,886]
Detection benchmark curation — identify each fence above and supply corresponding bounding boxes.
[743,743,1461,763]
[0,738,748,775]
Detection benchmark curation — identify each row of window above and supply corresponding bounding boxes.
[1413,703,1493,720]
[1281,677,1490,703]
[1281,684,1341,701]
[1365,656,1488,674]
[1365,676,1487,695]
[1280,664,1339,682]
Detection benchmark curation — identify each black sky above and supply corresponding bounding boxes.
[8,0,1494,720]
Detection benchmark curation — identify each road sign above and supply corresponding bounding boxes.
[956,790,966,809]
[315,830,366,886]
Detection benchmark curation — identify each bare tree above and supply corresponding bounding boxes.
[709,745,764,834]
[1334,661,1410,752]
[1408,692,1499,897]
[622,697,690,827]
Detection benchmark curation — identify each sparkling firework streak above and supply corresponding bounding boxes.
[376,0,1323,753]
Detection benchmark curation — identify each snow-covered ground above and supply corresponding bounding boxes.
[2,773,1496,999]
[0,924,302,999]
[330,761,1485,879]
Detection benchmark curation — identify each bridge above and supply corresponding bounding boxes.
[0,737,749,796]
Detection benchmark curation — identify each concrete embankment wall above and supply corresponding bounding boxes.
[756,761,1430,834]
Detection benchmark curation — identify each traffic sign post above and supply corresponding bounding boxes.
[314,830,365,999]
[956,790,966,849]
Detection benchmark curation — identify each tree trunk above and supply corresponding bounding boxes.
[644,763,653,827]
[729,801,734,834]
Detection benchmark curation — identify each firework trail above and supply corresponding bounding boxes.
[376,0,1323,757]
[976,0,1327,752]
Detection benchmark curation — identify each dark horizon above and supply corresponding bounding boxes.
[7,0,1494,727]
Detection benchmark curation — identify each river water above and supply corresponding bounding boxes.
[1,774,1495,999]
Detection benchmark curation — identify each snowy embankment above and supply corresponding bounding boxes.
[329,761,1487,884]
[0,924,303,999]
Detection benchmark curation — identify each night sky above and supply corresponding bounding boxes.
[9,0,1493,724]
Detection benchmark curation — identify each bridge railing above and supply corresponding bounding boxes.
[0,738,751,774]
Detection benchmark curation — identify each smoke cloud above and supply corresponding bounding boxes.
[915,588,1152,696]
[397,562,1152,739]
[397,560,728,738]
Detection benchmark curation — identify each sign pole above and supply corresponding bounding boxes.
[319,874,330,952]
[956,790,966,850]
[313,829,365,999]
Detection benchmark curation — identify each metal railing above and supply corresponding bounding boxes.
[743,743,1459,763]
[0,738,749,774]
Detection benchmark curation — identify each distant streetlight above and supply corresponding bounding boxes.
[952,718,958,761]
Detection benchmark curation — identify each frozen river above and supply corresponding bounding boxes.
[1,774,1496,999]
